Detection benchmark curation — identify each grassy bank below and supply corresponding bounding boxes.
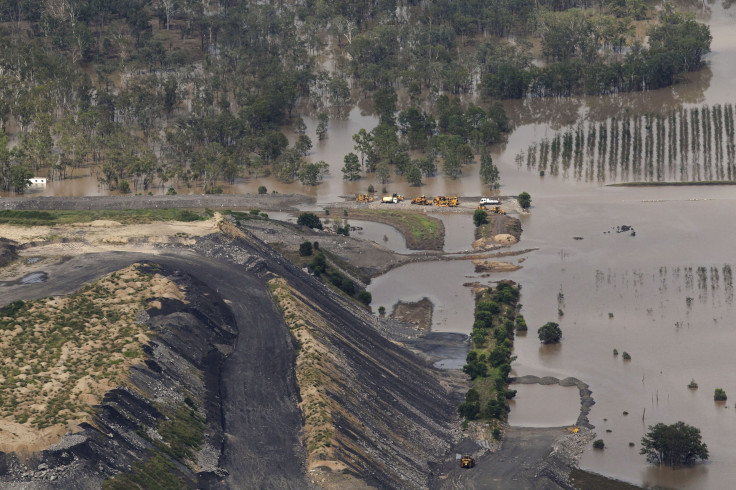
[330,209,444,250]
[0,209,205,226]
[459,282,521,435]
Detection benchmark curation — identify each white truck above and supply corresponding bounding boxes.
[479,197,500,206]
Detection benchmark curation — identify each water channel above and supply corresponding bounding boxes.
[6,3,736,487]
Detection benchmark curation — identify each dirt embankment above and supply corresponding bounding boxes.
[0,193,313,212]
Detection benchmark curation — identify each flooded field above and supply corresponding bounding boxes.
[508,383,581,428]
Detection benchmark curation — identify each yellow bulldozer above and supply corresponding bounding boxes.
[433,196,458,207]
[356,194,374,203]
[489,206,505,215]
[460,455,475,469]
[411,195,431,205]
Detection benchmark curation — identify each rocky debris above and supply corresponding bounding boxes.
[0,238,18,267]
[604,225,636,237]
[390,297,433,331]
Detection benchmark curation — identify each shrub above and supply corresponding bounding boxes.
[613,348,619,356]
[714,388,727,401]
[166,187,177,195]
[299,241,313,256]
[297,212,323,229]
[515,316,527,331]
[537,322,562,344]
[593,439,605,449]
[473,209,488,227]
[622,352,631,360]
[258,185,268,194]
[378,306,386,316]
[118,180,131,194]
[688,379,698,389]
[367,184,375,193]
[357,290,372,305]
[518,191,531,210]
[309,253,326,275]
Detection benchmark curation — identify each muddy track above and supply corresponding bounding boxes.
[0,194,313,212]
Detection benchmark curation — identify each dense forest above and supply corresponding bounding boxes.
[0,0,711,193]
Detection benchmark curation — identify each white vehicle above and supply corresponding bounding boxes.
[479,197,500,206]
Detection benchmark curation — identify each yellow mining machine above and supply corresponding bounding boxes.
[460,455,475,469]
[356,194,374,203]
[489,206,506,215]
[411,195,431,205]
[433,196,459,207]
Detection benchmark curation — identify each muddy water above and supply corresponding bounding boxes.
[347,219,411,254]
[507,384,581,428]
[367,260,480,334]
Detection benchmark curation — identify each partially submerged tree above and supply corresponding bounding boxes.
[640,422,709,467]
[537,322,562,344]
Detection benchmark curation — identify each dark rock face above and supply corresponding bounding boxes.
[0,238,18,268]
[0,265,237,488]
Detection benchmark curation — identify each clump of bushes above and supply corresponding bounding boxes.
[593,439,605,449]
[714,388,727,401]
[537,322,561,344]
[297,212,323,230]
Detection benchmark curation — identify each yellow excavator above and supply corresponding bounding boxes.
[460,455,475,469]
[411,195,431,205]
[489,206,506,215]
[356,194,374,203]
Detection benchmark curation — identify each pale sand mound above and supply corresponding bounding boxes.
[472,259,522,273]
[74,220,122,227]
[493,233,517,245]
[472,234,517,250]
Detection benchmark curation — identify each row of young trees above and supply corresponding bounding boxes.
[517,104,736,183]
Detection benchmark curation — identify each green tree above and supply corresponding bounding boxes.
[480,148,500,189]
[406,164,422,186]
[352,128,372,168]
[376,161,391,184]
[518,192,532,210]
[473,209,488,227]
[537,322,562,344]
[342,152,361,181]
[316,112,329,140]
[298,161,329,185]
[640,422,709,467]
[258,185,268,194]
[299,241,313,256]
[297,212,323,229]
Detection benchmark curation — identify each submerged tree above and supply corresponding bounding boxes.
[640,422,708,467]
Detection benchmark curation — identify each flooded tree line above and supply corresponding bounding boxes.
[594,264,735,306]
[517,104,736,184]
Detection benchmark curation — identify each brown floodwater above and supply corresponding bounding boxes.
[507,383,581,428]
[7,6,736,488]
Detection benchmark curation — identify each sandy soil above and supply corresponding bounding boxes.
[0,266,184,453]
[0,214,222,248]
